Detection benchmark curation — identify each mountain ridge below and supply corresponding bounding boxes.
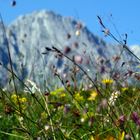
[0,10,139,90]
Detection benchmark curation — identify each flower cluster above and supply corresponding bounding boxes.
[11,94,27,104]
[108,91,120,106]
[11,94,27,110]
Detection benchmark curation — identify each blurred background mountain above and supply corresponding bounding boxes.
[0,10,139,90]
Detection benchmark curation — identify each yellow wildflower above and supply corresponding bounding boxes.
[102,78,113,85]
[90,135,94,140]
[11,94,27,103]
[88,91,98,101]
[11,94,27,111]
[11,94,19,103]
[50,88,64,96]
[59,93,66,98]
[74,92,84,101]
[121,87,128,92]
[19,97,27,103]
[11,94,18,100]
[119,131,125,140]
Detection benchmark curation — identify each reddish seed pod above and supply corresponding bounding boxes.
[64,46,71,54]
[44,92,50,96]
[67,33,71,39]
[66,80,70,87]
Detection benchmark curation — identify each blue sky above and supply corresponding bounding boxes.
[0,0,140,45]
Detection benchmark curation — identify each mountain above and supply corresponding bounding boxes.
[0,10,139,90]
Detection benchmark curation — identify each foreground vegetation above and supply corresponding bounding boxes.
[0,79,140,140]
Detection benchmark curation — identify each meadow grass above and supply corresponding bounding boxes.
[0,80,140,140]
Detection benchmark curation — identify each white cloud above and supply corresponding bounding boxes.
[130,45,140,58]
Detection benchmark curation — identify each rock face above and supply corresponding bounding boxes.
[0,10,139,90]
